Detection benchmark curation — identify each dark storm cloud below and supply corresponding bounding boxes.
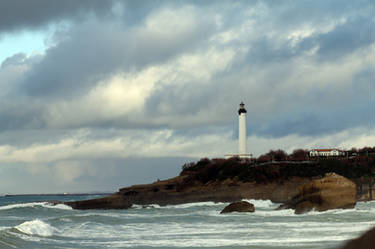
[0,129,67,148]
[0,0,116,33]
[3,0,375,194]
[254,98,375,138]
[20,11,215,98]
[270,0,375,27]
[245,37,297,66]
[243,66,375,138]
[0,54,47,132]
[353,68,375,94]
[146,81,215,117]
[244,16,375,66]
[0,103,44,131]
[2,0,375,137]
[302,17,375,61]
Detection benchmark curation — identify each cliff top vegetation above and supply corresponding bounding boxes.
[179,147,375,186]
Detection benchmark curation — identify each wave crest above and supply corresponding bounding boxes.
[0,202,72,211]
[131,199,276,210]
[242,199,276,209]
[15,219,57,237]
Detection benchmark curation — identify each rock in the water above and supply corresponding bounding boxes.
[278,173,356,214]
[220,201,255,214]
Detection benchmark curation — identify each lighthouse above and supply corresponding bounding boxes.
[225,102,252,159]
[238,102,247,155]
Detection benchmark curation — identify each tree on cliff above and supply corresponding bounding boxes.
[257,149,288,162]
[290,149,309,161]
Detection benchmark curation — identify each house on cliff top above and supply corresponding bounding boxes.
[309,149,346,157]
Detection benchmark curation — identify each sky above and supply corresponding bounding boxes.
[1,0,375,194]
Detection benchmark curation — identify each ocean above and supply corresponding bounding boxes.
[0,195,374,249]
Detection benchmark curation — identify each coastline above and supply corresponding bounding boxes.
[64,156,375,210]
[64,175,375,210]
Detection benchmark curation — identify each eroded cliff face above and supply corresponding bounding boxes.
[65,176,311,210]
[353,177,375,201]
[64,175,375,210]
[277,173,357,214]
[64,156,375,210]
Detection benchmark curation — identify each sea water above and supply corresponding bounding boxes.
[0,195,375,249]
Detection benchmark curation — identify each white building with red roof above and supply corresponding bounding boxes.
[309,149,346,157]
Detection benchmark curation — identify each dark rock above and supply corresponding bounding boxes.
[294,201,315,215]
[220,201,255,214]
[339,226,375,249]
[65,194,132,209]
[122,190,138,196]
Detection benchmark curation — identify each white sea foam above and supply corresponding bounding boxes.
[241,208,296,217]
[134,199,276,210]
[166,201,225,209]
[131,204,161,209]
[15,219,58,237]
[242,199,276,209]
[132,201,226,209]
[0,202,45,211]
[44,203,73,210]
[0,202,72,211]
[0,226,10,231]
[85,235,355,248]
[41,206,375,248]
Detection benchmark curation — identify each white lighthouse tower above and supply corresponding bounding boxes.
[225,102,252,159]
[238,102,247,155]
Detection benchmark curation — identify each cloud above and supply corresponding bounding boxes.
[0,0,116,33]
[0,157,191,194]
[1,125,373,165]
[20,5,215,98]
[1,0,374,137]
[1,1,375,193]
[302,17,375,61]
[1,125,374,194]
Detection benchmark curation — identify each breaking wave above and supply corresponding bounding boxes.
[1,195,375,249]
[242,199,276,208]
[132,199,276,210]
[0,202,72,211]
[15,219,58,237]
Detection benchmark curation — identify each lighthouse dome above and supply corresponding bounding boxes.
[238,102,247,115]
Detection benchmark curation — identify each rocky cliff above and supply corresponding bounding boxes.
[66,176,310,209]
[65,175,375,210]
[65,157,375,210]
[277,173,357,214]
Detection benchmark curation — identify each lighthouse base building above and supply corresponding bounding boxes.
[225,102,253,159]
[224,153,253,159]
